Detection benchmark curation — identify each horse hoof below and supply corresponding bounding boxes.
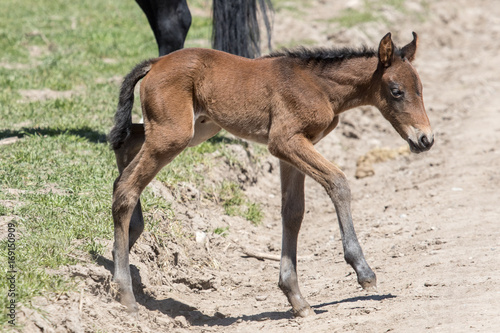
[359,273,377,291]
[118,290,138,314]
[126,302,139,315]
[362,283,378,292]
[293,306,315,318]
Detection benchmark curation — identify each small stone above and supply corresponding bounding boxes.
[174,315,189,328]
[195,231,207,244]
[154,315,172,327]
[255,295,268,301]
[214,311,226,318]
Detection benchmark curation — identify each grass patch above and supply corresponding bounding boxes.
[0,204,8,216]
[244,203,264,225]
[329,0,426,28]
[335,8,378,28]
[217,181,264,225]
[213,226,230,237]
[0,0,267,328]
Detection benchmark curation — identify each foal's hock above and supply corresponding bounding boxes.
[109,32,433,317]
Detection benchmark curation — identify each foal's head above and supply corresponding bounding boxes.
[373,32,434,153]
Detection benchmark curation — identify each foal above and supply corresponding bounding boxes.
[109,32,434,317]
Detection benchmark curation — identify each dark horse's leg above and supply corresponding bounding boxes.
[212,0,273,58]
[136,0,192,56]
[137,0,273,58]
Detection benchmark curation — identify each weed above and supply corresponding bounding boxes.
[244,203,264,225]
[218,181,244,216]
[85,237,106,258]
[0,204,8,216]
[213,226,229,237]
[217,181,264,224]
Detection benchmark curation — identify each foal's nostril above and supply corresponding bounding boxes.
[419,134,434,149]
[421,135,429,147]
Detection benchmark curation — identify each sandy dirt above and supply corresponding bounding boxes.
[16,0,500,332]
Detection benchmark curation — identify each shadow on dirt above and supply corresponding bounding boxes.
[95,255,294,326]
[312,293,397,310]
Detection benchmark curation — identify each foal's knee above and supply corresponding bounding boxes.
[325,173,351,204]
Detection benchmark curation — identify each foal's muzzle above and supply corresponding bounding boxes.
[408,133,434,153]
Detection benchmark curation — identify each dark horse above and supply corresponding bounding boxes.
[109,32,434,316]
[136,0,273,57]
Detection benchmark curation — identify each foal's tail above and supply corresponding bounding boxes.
[212,0,273,58]
[108,58,157,150]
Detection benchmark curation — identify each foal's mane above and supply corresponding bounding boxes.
[264,45,381,64]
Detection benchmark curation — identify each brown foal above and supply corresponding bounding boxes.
[108,32,434,317]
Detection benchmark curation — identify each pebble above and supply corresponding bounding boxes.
[154,316,172,327]
[255,295,268,301]
[195,231,207,244]
[174,315,189,328]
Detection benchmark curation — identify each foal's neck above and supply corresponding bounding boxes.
[314,56,379,114]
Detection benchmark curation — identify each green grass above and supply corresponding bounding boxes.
[0,0,262,329]
[213,226,229,237]
[217,181,264,225]
[335,8,378,28]
[328,0,426,28]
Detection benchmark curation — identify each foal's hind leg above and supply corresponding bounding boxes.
[278,161,314,317]
[114,124,146,250]
[112,124,193,313]
[270,135,376,312]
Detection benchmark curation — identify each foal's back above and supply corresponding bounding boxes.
[141,48,291,144]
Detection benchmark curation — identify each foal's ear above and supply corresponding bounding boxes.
[401,32,418,62]
[378,32,394,68]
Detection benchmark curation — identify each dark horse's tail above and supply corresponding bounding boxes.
[108,58,157,150]
[212,0,273,58]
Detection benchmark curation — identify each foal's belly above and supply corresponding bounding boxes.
[189,115,269,146]
[197,107,270,145]
[188,116,221,147]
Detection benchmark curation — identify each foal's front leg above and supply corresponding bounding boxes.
[278,161,314,317]
[271,135,376,310]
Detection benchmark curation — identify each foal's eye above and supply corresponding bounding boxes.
[390,87,404,99]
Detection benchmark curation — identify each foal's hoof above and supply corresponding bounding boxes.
[359,272,377,291]
[126,302,139,315]
[119,292,139,314]
[293,306,315,318]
